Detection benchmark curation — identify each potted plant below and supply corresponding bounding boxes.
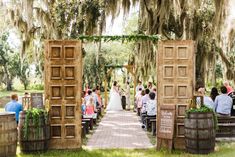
[184,105,217,154]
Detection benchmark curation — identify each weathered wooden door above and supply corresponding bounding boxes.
[45,40,82,149]
[157,40,195,149]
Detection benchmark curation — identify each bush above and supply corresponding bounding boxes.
[30,84,44,90]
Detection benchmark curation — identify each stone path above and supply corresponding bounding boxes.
[86,111,154,149]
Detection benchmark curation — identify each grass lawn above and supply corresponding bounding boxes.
[16,142,235,157]
[0,89,44,98]
[0,89,44,108]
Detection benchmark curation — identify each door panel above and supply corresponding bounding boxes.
[157,40,195,149]
[45,40,82,149]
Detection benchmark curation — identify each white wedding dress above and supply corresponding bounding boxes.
[106,86,123,111]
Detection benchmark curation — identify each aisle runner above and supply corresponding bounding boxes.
[86,111,154,149]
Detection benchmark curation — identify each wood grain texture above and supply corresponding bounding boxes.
[157,40,195,150]
[0,112,17,157]
[45,40,82,149]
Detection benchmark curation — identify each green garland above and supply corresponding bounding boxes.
[23,108,48,140]
[76,34,161,42]
[186,105,218,130]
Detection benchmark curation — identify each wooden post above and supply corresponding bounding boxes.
[104,79,108,108]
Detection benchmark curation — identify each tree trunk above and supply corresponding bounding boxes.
[6,80,12,91]
[24,83,27,90]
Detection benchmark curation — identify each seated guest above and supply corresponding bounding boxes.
[84,90,92,104]
[85,97,95,115]
[141,89,150,122]
[142,92,156,129]
[223,81,234,95]
[146,92,157,117]
[5,93,23,124]
[137,90,145,116]
[198,87,215,110]
[81,98,86,115]
[215,86,233,116]
[136,81,144,94]
[153,87,157,95]
[141,88,150,114]
[148,82,153,91]
[210,87,219,102]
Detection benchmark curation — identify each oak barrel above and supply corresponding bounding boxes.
[18,111,50,153]
[0,112,17,157]
[184,112,215,154]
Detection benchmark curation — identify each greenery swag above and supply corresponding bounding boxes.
[77,34,161,42]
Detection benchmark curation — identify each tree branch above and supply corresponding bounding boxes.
[216,47,231,66]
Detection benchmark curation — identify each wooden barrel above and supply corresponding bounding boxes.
[18,111,50,153]
[185,112,215,154]
[0,112,17,157]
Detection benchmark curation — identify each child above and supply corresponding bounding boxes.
[85,97,95,115]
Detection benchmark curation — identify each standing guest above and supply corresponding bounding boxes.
[92,88,99,110]
[223,81,234,94]
[84,83,90,96]
[96,89,103,108]
[210,87,219,102]
[215,86,233,116]
[137,90,145,116]
[135,88,142,112]
[125,81,131,110]
[147,82,153,91]
[5,94,23,124]
[136,81,144,94]
[96,85,100,91]
[198,88,215,110]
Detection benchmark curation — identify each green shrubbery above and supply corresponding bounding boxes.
[29,84,44,90]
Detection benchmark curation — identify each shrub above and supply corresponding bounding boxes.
[30,84,44,90]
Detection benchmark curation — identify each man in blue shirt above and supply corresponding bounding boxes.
[5,94,23,124]
[215,86,233,116]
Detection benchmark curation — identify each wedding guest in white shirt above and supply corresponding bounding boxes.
[141,88,150,114]
[146,92,157,117]
[215,86,233,116]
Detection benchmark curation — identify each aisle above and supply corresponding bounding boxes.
[86,111,154,149]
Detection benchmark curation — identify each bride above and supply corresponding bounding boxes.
[106,81,123,111]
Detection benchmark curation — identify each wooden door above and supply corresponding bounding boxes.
[157,40,195,149]
[45,40,82,149]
